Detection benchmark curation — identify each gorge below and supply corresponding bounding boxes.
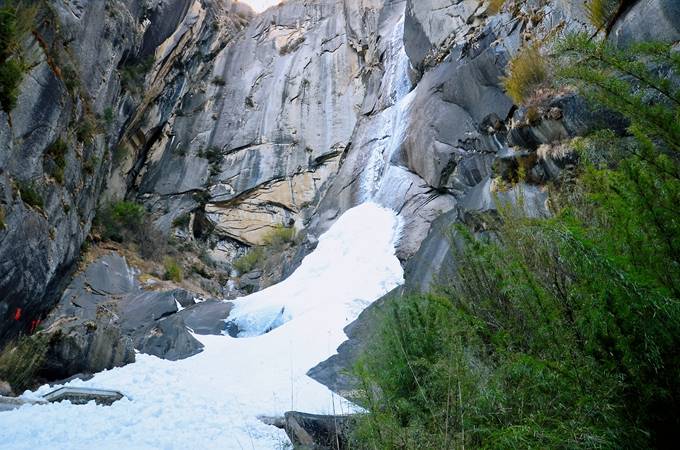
[0,0,679,448]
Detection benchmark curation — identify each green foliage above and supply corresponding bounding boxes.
[502,45,547,104]
[0,1,36,112]
[0,58,23,111]
[0,333,50,392]
[212,76,226,86]
[232,225,296,274]
[83,155,99,175]
[95,201,145,243]
[232,246,264,274]
[0,204,5,229]
[76,114,98,144]
[112,144,129,166]
[262,224,296,250]
[18,181,43,209]
[163,257,183,282]
[102,107,114,125]
[120,57,154,94]
[45,138,68,184]
[172,213,191,228]
[357,36,680,449]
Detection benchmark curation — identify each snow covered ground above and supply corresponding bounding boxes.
[0,203,404,450]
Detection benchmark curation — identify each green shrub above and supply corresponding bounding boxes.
[95,201,145,242]
[172,213,191,228]
[18,182,43,209]
[120,57,154,94]
[76,115,98,144]
[262,224,296,250]
[102,107,114,125]
[163,257,183,282]
[232,247,264,274]
[0,333,50,392]
[0,2,37,112]
[356,35,680,449]
[112,144,129,166]
[0,58,23,111]
[84,155,99,175]
[0,205,5,229]
[45,138,68,184]
[212,76,226,86]
[502,45,547,104]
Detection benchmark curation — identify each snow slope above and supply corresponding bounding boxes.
[0,203,404,449]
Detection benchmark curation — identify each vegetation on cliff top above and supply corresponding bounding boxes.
[355,35,680,449]
[0,1,36,112]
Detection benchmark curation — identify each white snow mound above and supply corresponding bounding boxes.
[0,202,404,450]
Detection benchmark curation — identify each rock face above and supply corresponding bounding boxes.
[40,252,232,380]
[0,0,249,346]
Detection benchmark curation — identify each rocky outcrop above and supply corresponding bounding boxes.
[283,411,355,450]
[39,252,233,380]
[0,0,250,346]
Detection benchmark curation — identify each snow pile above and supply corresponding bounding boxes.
[0,203,404,450]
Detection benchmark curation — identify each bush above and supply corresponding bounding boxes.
[356,36,680,449]
[585,0,621,30]
[0,1,37,112]
[0,333,50,392]
[163,258,183,282]
[232,247,264,274]
[262,224,296,250]
[172,213,191,228]
[0,205,5,229]
[212,76,226,86]
[45,138,68,184]
[120,57,154,94]
[502,45,547,104]
[18,182,43,209]
[95,201,145,242]
[0,58,23,111]
[76,115,98,144]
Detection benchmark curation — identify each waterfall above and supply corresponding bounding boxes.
[360,16,416,203]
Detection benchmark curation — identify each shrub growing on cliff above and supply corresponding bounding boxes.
[0,333,50,392]
[356,36,680,449]
[95,201,145,242]
[163,258,183,283]
[232,247,264,274]
[45,138,68,184]
[18,182,43,209]
[232,225,295,275]
[0,1,37,112]
[585,0,622,30]
[502,45,547,104]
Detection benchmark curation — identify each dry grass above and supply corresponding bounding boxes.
[502,46,548,104]
[487,0,507,15]
[0,333,50,392]
[585,0,620,30]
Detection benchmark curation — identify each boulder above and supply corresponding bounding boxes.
[284,411,355,450]
[0,380,13,397]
